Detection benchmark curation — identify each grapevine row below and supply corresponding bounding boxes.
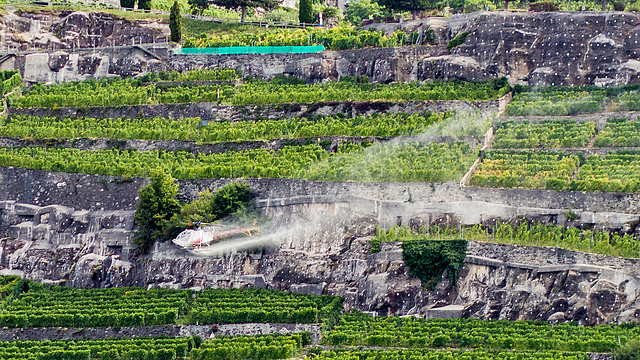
[0,333,306,360]
[493,117,640,149]
[0,112,451,142]
[0,141,476,182]
[375,222,640,258]
[12,77,511,108]
[0,281,341,328]
[492,119,595,149]
[183,27,428,50]
[471,150,640,193]
[506,84,640,116]
[323,315,639,353]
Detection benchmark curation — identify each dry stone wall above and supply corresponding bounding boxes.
[3,166,640,219]
[0,323,321,342]
[8,98,498,121]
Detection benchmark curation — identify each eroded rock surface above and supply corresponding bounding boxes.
[3,193,640,325]
[415,11,640,86]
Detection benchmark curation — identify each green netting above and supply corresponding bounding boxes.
[174,45,325,55]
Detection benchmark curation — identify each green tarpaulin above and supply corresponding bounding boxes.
[174,45,325,55]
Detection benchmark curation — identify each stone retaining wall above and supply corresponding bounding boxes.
[3,167,640,216]
[8,98,500,122]
[0,323,321,342]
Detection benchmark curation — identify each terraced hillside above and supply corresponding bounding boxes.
[472,86,640,193]
[5,7,640,360]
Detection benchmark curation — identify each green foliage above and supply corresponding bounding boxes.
[317,348,595,360]
[184,26,415,49]
[173,190,216,226]
[507,84,640,117]
[472,149,640,193]
[170,1,182,42]
[264,6,299,22]
[188,0,208,13]
[376,221,640,258]
[152,0,258,19]
[595,118,640,147]
[0,337,189,360]
[323,314,633,353]
[0,112,451,143]
[344,0,389,26]
[14,77,510,108]
[0,141,475,183]
[377,0,438,13]
[299,0,313,23]
[133,171,181,250]
[121,0,135,8]
[138,0,152,10]
[302,141,477,183]
[138,68,240,82]
[321,6,339,18]
[401,240,467,289]
[172,182,258,228]
[471,150,581,190]
[616,338,640,360]
[191,288,342,324]
[210,182,256,220]
[190,334,305,360]
[447,31,469,52]
[492,119,596,149]
[0,275,342,328]
[211,0,280,22]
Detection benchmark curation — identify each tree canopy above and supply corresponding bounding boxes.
[133,171,180,250]
[170,1,182,42]
[376,0,436,14]
[299,0,313,23]
[211,0,280,22]
[188,0,209,14]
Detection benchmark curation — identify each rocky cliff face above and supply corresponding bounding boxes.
[0,8,167,53]
[3,171,640,325]
[13,10,640,86]
[416,11,640,86]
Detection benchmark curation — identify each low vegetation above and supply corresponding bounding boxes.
[0,276,342,328]
[375,222,640,258]
[506,84,640,116]
[472,150,640,193]
[12,76,510,108]
[323,314,639,352]
[492,119,595,149]
[0,141,476,182]
[184,26,430,50]
[0,112,452,142]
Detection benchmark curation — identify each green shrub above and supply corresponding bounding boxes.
[133,171,181,250]
[447,31,469,52]
[401,240,467,290]
[616,339,640,360]
[170,1,182,42]
[299,0,313,23]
